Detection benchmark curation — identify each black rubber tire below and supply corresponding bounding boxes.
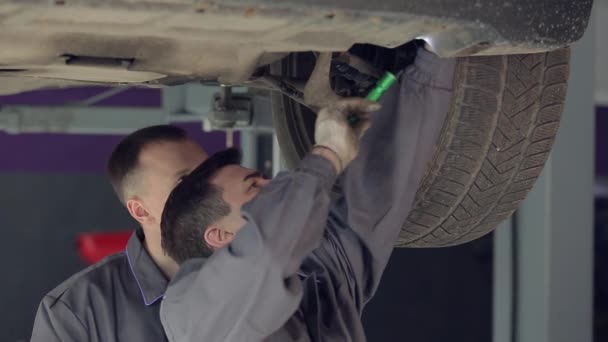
[271,48,570,247]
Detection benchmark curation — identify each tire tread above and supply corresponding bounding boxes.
[397,48,570,247]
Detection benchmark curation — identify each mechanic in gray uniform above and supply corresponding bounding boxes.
[159,48,454,341]
[30,125,207,342]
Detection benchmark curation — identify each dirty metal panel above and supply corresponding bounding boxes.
[0,0,593,94]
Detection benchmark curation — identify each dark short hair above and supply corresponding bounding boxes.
[161,148,242,264]
[107,125,188,203]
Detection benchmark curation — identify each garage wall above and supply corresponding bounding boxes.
[363,239,493,342]
[0,172,132,342]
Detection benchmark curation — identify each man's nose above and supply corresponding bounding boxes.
[257,177,271,187]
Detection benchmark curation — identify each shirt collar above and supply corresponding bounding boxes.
[125,229,168,306]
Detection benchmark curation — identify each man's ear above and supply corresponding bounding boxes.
[204,226,235,250]
[126,198,151,225]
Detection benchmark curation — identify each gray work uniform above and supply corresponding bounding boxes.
[30,229,169,342]
[161,49,455,342]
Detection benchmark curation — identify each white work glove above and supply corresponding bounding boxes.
[314,98,381,173]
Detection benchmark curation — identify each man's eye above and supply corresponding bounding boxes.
[249,180,260,190]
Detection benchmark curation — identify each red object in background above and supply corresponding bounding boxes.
[76,231,133,264]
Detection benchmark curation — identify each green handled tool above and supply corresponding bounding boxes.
[348,71,397,125]
[366,71,398,102]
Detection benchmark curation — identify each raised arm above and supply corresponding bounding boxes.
[316,48,457,308]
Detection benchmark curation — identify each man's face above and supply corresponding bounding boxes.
[210,164,270,234]
[136,139,207,225]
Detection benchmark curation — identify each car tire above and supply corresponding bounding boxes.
[270,47,570,247]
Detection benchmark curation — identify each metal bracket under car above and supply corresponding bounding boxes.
[209,87,253,130]
[202,87,276,134]
[301,52,341,110]
[253,50,389,111]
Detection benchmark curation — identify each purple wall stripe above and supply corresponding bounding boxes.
[0,126,229,173]
[0,87,161,107]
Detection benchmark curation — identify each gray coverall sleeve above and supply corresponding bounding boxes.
[160,154,338,342]
[31,295,87,342]
[318,49,456,307]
